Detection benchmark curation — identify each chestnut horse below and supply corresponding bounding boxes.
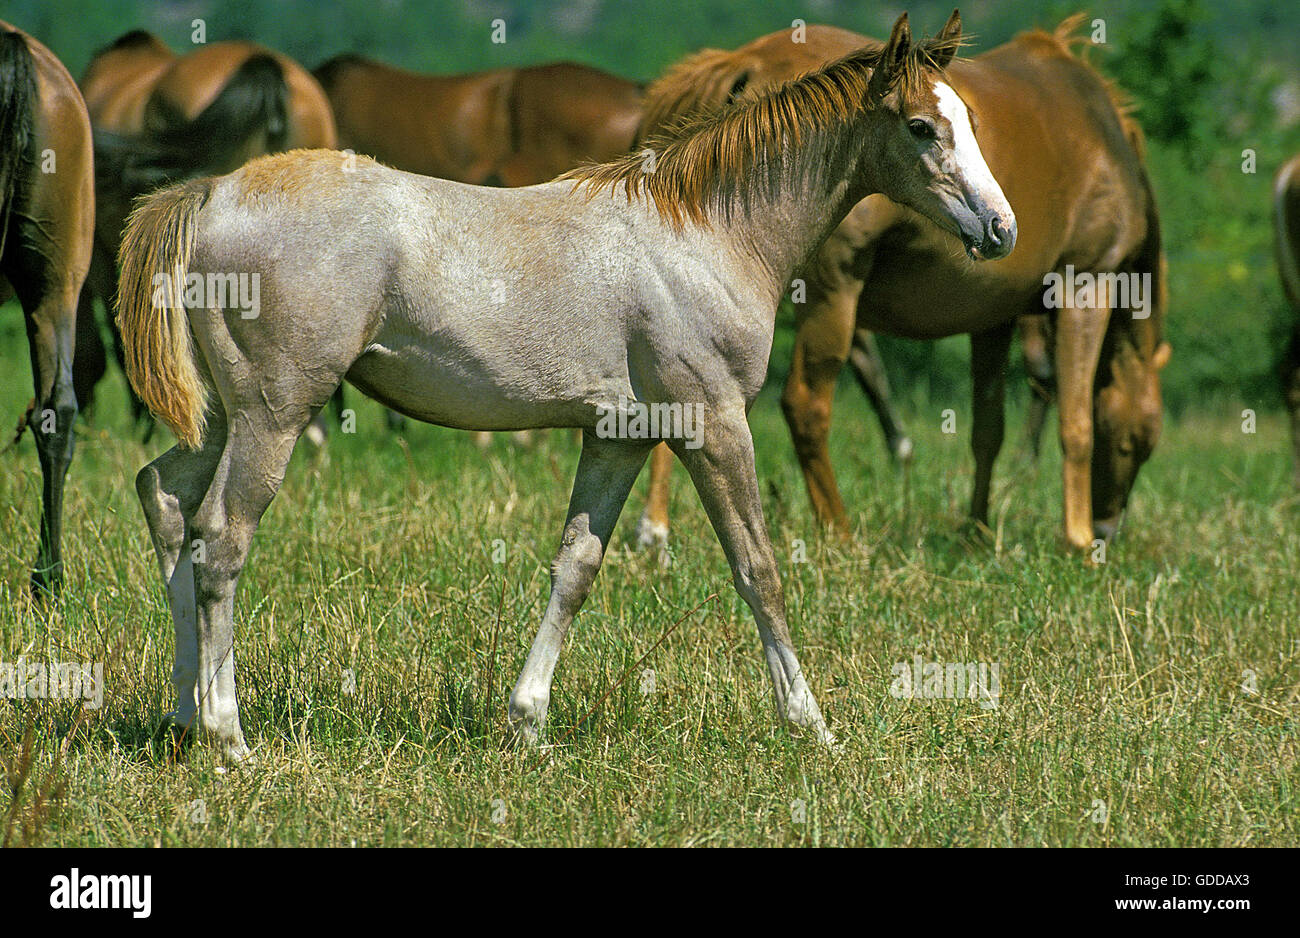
[1275,153,1300,487]
[638,16,1169,552]
[74,31,336,419]
[0,22,94,597]
[313,55,643,187]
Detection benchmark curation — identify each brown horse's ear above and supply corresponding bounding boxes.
[1153,341,1172,369]
[727,71,750,103]
[869,12,912,101]
[930,9,962,69]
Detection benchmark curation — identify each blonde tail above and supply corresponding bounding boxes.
[115,179,212,449]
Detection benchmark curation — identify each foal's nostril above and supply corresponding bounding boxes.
[984,215,1016,256]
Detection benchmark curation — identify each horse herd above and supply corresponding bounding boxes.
[0,11,1296,759]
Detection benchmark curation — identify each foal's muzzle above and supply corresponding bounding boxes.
[964,213,1016,261]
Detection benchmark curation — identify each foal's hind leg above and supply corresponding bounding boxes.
[509,433,654,744]
[184,405,311,761]
[672,409,834,745]
[136,410,228,733]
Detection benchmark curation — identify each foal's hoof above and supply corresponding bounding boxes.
[506,704,546,749]
[218,739,253,767]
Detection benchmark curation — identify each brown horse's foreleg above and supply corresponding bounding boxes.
[848,327,912,463]
[781,281,859,530]
[21,285,80,598]
[1017,313,1055,462]
[635,442,673,552]
[969,322,1014,528]
[1055,290,1112,551]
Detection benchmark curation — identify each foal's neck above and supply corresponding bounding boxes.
[718,115,875,300]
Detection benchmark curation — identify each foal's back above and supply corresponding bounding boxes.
[191,150,741,430]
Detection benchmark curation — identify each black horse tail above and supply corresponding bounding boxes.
[99,52,290,200]
[0,27,37,259]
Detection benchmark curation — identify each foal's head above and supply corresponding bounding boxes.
[857,11,1015,261]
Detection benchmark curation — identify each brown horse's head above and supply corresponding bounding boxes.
[862,11,1016,261]
[1091,260,1172,539]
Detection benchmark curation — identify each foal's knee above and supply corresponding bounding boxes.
[551,527,604,590]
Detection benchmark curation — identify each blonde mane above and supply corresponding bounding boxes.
[564,34,964,229]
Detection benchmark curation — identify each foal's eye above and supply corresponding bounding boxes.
[908,119,936,140]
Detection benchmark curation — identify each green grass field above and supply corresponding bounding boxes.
[1,308,1297,847]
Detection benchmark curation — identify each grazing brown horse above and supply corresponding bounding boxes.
[74,31,336,418]
[639,16,1170,552]
[313,55,643,187]
[0,22,94,596]
[1275,153,1300,487]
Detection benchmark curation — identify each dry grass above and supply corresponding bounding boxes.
[0,308,1296,846]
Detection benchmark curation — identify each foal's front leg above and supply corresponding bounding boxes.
[672,408,834,745]
[509,433,654,744]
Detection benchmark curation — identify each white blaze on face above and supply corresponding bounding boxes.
[932,81,1013,222]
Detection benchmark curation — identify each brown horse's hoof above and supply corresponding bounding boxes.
[30,566,62,602]
[958,518,993,547]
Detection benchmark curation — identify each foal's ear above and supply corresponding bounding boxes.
[930,9,963,69]
[869,12,912,101]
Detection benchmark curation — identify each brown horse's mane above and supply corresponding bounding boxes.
[1037,13,1166,338]
[1037,13,1145,158]
[564,32,964,230]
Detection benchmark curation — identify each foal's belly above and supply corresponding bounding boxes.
[343,339,605,431]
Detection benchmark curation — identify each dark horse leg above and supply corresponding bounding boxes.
[1017,313,1055,462]
[968,322,1014,530]
[71,275,106,413]
[11,272,81,597]
[1,28,94,598]
[847,327,913,463]
[1284,324,1300,490]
